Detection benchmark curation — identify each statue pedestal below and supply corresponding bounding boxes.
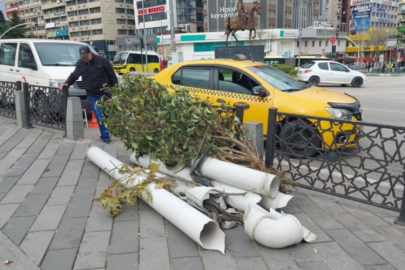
[215,45,265,62]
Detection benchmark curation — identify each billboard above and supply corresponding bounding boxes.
[313,21,335,29]
[350,14,370,31]
[350,4,372,14]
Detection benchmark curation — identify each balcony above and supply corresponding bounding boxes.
[42,1,65,10]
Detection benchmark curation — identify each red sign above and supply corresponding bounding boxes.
[138,5,165,15]
[6,6,19,14]
[330,36,337,43]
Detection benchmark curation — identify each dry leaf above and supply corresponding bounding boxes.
[3,260,13,265]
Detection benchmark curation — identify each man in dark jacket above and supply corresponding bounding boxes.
[59,46,118,143]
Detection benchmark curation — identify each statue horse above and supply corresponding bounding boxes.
[225,1,261,46]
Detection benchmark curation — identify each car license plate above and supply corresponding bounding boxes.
[298,71,303,74]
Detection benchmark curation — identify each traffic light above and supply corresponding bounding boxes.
[331,45,336,57]
[336,31,339,38]
[139,37,144,50]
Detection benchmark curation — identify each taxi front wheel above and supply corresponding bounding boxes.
[279,120,321,158]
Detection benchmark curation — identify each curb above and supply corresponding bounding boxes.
[366,73,401,77]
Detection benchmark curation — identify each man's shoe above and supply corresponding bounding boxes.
[100,136,111,144]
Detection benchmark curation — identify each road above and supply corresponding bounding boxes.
[319,75,405,127]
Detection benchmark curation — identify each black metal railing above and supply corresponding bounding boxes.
[0,81,17,119]
[262,108,405,217]
[24,83,67,131]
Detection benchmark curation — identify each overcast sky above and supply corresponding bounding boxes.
[0,1,6,18]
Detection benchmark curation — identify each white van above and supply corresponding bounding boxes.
[0,39,98,100]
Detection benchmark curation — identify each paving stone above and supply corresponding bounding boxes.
[171,257,204,270]
[166,220,199,258]
[109,220,138,254]
[85,201,113,232]
[58,160,83,186]
[0,128,18,145]
[297,203,345,230]
[46,186,75,205]
[0,135,25,152]
[64,194,93,218]
[198,246,237,270]
[1,184,34,204]
[42,155,70,178]
[0,151,6,159]
[293,212,332,243]
[0,204,20,228]
[332,213,386,242]
[372,225,405,253]
[80,160,100,179]
[139,236,170,270]
[74,177,98,195]
[382,216,405,232]
[41,248,78,270]
[103,144,118,157]
[3,216,36,245]
[287,242,323,261]
[30,205,67,231]
[340,204,390,227]
[5,154,39,177]
[20,231,55,266]
[326,229,386,265]
[283,201,303,214]
[107,253,138,270]
[26,133,53,154]
[0,192,5,200]
[114,202,139,222]
[290,192,316,205]
[296,259,332,270]
[70,142,89,160]
[254,242,299,270]
[14,129,42,149]
[0,149,26,177]
[309,195,349,215]
[56,142,75,156]
[312,242,364,270]
[37,140,62,159]
[139,206,166,238]
[233,257,268,270]
[365,264,396,270]
[368,241,405,270]
[49,217,87,249]
[14,194,50,217]
[30,177,59,194]
[97,171,112,190]
[0,176,19,193]
[0,231,40,270]
[17,159,51,185]
[225,226,259,258]
[73,231,110,269]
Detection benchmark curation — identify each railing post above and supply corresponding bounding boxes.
[235,103,245,124]
[245,121,264,160]
[15,81,29,128]
[394,183,405,226]
[265,107,278,168]
[22,82,32,128]
[65,97,84,141]
[62,86,69,138]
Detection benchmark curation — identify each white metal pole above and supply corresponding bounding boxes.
[297,0,302,68]
[141,0,149,72]
[0,22,31,39]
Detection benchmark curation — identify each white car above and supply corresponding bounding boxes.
[297,60,367,87]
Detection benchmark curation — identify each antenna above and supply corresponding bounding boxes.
[249,54,254,62]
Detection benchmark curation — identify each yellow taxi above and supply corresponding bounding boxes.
[153,55,362,157]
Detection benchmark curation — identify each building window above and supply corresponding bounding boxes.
[116,8,125,14]
[127,9,134,15]
[117,19,126,24]
[319,40,321,46]
[77,0,87,4]
[67,11,77,16]
[128,19,135,25]
[305,41,308,47]
[115,0,124,2]
[126,0,133,3]
[88,0,100,2]
[91,18,102,24]
[92,29,103,35]
[69,21,79,27]
[326,40,328,46]
[118,29,128,35]
[128,29,135,35]
[138,12,167,22]
[78,9,89,15]
[79,20,90,25]
[67,0,76,6]
[90,7,100,13]
[70,31,80,37]
[136,0,166,9]
[338,40,340,46]
[312,41,315,47]
[80,30,91,35]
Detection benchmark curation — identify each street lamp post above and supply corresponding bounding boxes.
[0,22,32,39]
[340,36,360,66]
[297,0,302,68]
[159,20,165,61]
[168,0,178,64]
[141,0,149,73]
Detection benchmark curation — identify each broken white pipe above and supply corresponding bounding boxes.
[244,204,317,248]
[87,146,226,253]
[259,193,294,210]
[130,153,280,198]
[130,153,269,212]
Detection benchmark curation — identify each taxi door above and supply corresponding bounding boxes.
[170,65,214,103]
[211,66,273,133]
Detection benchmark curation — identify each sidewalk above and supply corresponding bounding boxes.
[0,116,405,270]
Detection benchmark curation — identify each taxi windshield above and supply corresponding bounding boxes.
[113,52,128,65]
[247,65,305,92]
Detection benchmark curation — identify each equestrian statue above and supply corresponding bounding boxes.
[225,0,261,46]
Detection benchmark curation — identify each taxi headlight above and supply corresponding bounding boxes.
[325,108,353,120]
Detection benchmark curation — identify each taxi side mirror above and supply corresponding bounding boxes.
[252,86,269,97]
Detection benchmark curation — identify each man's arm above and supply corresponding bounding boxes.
[60,61,82,90]
[103,58,118,86]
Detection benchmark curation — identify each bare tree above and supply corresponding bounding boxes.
[256,24,276,55]
[366,28,397,61]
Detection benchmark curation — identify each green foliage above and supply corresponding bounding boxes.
[99,74,239,166]
[288,69,298,76]
[0,11,32,39]
[97,163,175,216]
[271,64,293,74]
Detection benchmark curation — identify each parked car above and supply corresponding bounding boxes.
[153,55,363,157]
[297,60,367,87]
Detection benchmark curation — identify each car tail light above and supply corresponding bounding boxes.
[304,69,313,73]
